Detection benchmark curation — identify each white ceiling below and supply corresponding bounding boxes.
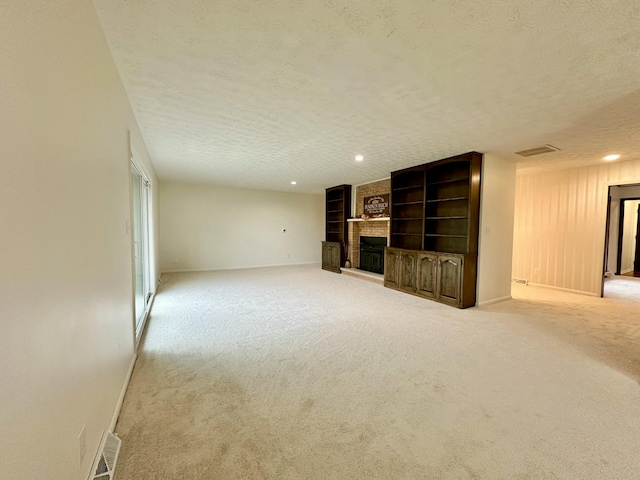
[93,0,640,194]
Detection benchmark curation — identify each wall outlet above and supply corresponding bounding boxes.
[77,424,86,467]
[287,253,290,258]
[533,268,541,276]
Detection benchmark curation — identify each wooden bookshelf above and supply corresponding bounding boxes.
[323,184,352,272]
[386,152,482,308]
[424,156,481,254]
[390,166,424,250]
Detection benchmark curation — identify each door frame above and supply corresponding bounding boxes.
[600,180,640,297]
[130,153,153,349]
[616,197,640,275]
[603,187,612,283]
[635,204,640,273]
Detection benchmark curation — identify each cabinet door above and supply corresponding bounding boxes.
[322,242,341,273]
[398,251,417,292]
[416,252,437,298]
[437,254,463,306]
[384,248,400,288]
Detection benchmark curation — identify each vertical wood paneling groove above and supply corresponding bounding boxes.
[586,167,595,292]
[513,158,640,295]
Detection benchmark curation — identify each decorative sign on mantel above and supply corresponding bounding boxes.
[363,194,389,218]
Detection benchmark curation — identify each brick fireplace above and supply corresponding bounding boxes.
[347,179,390,271]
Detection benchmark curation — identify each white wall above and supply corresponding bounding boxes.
[0,2,158,479]
[477,153,517,305]
[621,200,640,273]
[160,182,324,272]
[513,159,640,295]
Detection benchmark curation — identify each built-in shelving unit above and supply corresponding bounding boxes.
[423,159,477,254]
[322,184,352,272]
[386,152,482,308]
[389,165,425,252]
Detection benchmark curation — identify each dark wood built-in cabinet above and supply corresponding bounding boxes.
[386,152,482,308]
[385,248,477,308]
[321,241,341,273]
[415,252,437,298]
[434,254,463,306]
[383,248,417,292]
[322,184,352,273]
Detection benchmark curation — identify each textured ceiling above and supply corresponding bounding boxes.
[93,0,640,193]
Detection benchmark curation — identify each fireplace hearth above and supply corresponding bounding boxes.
[359,236,387,274]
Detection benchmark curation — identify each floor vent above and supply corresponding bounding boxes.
[91,431,121,480]
[512,278,528,285]
[514,145,560,157]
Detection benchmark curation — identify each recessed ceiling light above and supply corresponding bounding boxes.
[354,154,365,162]
[290,181,297,185]
[603,154,620,161]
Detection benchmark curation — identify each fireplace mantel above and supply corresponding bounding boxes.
[347,217,390,223]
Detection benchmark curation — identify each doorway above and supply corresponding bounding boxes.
[602,184,640,297]
[131,162,152,344]
[617,198,640,277]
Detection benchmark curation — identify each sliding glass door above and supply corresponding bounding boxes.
[131,163,151,343]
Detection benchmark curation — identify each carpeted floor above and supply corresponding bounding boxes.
[114,265,640,479]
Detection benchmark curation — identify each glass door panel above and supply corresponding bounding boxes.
[131,165,150,342]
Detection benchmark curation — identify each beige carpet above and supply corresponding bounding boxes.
[114,265,640,479]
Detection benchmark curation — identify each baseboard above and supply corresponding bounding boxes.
[109,353,138,432]
[621,268,633,274]
[162,262,319,274]
[477,295,512,307]
[526,282,598,297]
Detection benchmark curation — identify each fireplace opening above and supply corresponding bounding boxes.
[359,236,387,274]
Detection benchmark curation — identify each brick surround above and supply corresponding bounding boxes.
[347,179,390,269]
[354,179,390,217]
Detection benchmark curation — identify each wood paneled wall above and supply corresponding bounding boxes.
[513,159,640,295]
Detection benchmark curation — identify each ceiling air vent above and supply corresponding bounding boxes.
[514,145,560,157]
